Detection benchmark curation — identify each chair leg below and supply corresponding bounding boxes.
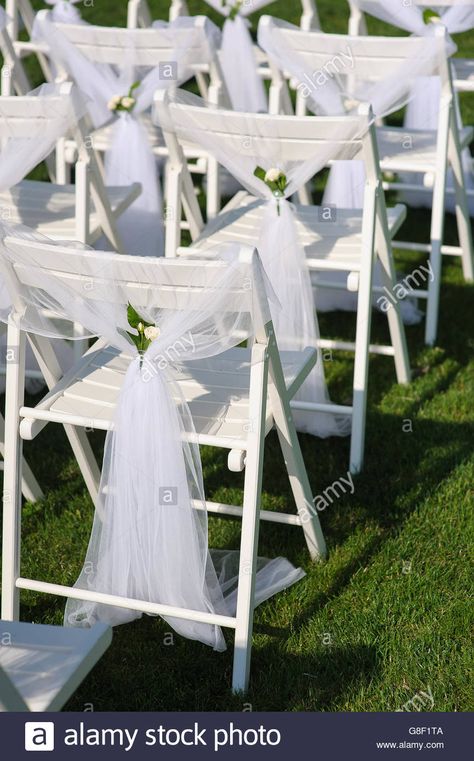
[27,334,101,505]
[62,425,101,506]
[448,114,474,283]
[349,185,378,475]
[425,215,445,346]
[374,207,411,385]
[206,156,220,221]
[1,322,25,620]
[0,413,43,503]
[266,334,326,561]
[232,345,268,694]
[19,458,43,504]
[425,107,450,347]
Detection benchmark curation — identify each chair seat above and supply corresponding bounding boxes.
[452,57,474,90]
[19,343,316,448]
[0,620,111,712]
[377,126,474,174]
[182,192,406,270]
[0,180,141,242]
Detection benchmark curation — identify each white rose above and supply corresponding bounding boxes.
[137,322,144,333]
[121,96,136,110]
[265,167,284,183]
[144,325,161,341]
[107,95,121,111]
[343,97,360,111]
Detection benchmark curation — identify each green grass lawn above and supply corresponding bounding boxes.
[3,0,473,712]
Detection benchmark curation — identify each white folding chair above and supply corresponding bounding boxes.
[0,238,326,693]
[155,90,411,474]
[262,21,474,346]
[0,82,140,252]
[346,2,474,228]
[0,620,111,711]
[35,11,229,223]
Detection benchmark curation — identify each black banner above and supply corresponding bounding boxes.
[1,711,470,760]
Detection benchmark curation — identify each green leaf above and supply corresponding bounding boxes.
[127,303,154,331]
[127,302,142,329]
[128,81,140,100]
[254,166,267,182]
[228,0,243,21]
[423,9,440,24]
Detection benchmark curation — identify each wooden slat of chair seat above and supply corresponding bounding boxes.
[377,126,474,174]
[18,344,317,447]
[0,181,141,243]
[183,192,407,270]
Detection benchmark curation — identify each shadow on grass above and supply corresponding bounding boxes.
[58,612,379,712]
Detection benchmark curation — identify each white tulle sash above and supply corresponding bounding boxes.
[219,15,267,113]
[258,199,350,437]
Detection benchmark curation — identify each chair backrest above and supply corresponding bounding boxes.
[35,10,228,106]
[160,97,367,161]
[36,11,218,69]
[261,20,449,88]
[259,17,453,122]
[1,237,270,337]
[0,84,77,139]
[0,82,82,196]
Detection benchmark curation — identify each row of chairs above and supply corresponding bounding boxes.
[4,4,473,337]
[0,0,473,702]
[0,13,415,474]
